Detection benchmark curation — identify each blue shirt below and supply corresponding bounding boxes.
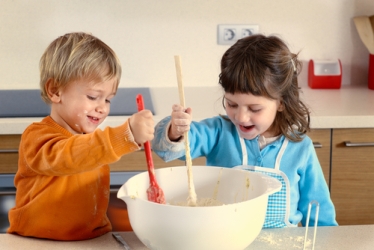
[152,115,338,227]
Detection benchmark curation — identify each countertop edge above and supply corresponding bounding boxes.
[1,86,374,134]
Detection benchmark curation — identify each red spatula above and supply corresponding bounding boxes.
[136,94,166,204]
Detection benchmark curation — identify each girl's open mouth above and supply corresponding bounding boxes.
[239,124,255,133]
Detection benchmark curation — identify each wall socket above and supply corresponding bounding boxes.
[217,24,259,45]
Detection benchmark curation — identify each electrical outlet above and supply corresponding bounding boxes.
[217,24,259,45]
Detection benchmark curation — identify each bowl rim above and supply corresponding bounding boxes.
[117,165,282,207]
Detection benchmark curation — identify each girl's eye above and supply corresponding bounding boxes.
[105,99,111,104]
[250,108,261,113]
[87,95,97,100]
[226,102,237,108]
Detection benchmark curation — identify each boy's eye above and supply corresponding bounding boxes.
[87,95,96,100]
[105,99,111,104]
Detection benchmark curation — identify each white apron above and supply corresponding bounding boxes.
[234,136,294,228]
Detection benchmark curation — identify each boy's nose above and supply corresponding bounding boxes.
[96,102,109,114]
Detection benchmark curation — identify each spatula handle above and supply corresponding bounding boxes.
[136,94,156,184]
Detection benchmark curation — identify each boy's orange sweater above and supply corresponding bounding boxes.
[7,116,140,240]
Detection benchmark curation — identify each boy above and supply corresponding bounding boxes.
[7,32,154,240]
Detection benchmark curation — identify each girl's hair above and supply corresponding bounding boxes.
[39,32,122,104]
[219,34,310,142]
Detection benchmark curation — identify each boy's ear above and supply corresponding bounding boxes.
[45,79,61,103]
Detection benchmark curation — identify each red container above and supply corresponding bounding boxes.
[369,54,374,90]
[308,59,342,89]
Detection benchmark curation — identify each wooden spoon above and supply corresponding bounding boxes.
[174,55,197,206]
[353,15,374,54]
[136,94,166,204]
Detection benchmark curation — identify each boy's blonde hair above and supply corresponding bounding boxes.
[39,32,122,104]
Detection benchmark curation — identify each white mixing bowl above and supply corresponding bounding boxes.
[117,165,281,250]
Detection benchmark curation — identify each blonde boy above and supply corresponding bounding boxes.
[7,32,154,240]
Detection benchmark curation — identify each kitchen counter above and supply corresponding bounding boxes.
[1,225,373,249]
[0,85,374,134]
[300,86,374,129]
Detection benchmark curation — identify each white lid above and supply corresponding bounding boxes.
[312,59,341,76]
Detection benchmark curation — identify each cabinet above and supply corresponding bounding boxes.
[0,135,205,174]
[111,150,205,171]
[4,129,374,226]
[0,130,329,185]
[0,134,205,233]
[308,128,374,226]
[1,131,328,175]
[0,135,20,174]
[330,128,374,225]
[308,129,331,187]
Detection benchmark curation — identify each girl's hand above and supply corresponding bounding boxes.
[168,104,192,141]
[129,110,154,145]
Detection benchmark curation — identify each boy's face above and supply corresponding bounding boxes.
[50,78,117,134]
[224,92,282,139]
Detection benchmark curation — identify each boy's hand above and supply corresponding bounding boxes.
[168,104,192,141]
[129,110,154,145]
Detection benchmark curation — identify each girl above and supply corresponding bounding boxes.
[151,34,337,227]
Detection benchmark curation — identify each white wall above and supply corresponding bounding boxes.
[1,0,373,90]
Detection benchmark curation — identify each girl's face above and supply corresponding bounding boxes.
[224,92,282,139]
[50,78,117,134]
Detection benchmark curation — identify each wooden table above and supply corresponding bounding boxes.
[1,225,373,249]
